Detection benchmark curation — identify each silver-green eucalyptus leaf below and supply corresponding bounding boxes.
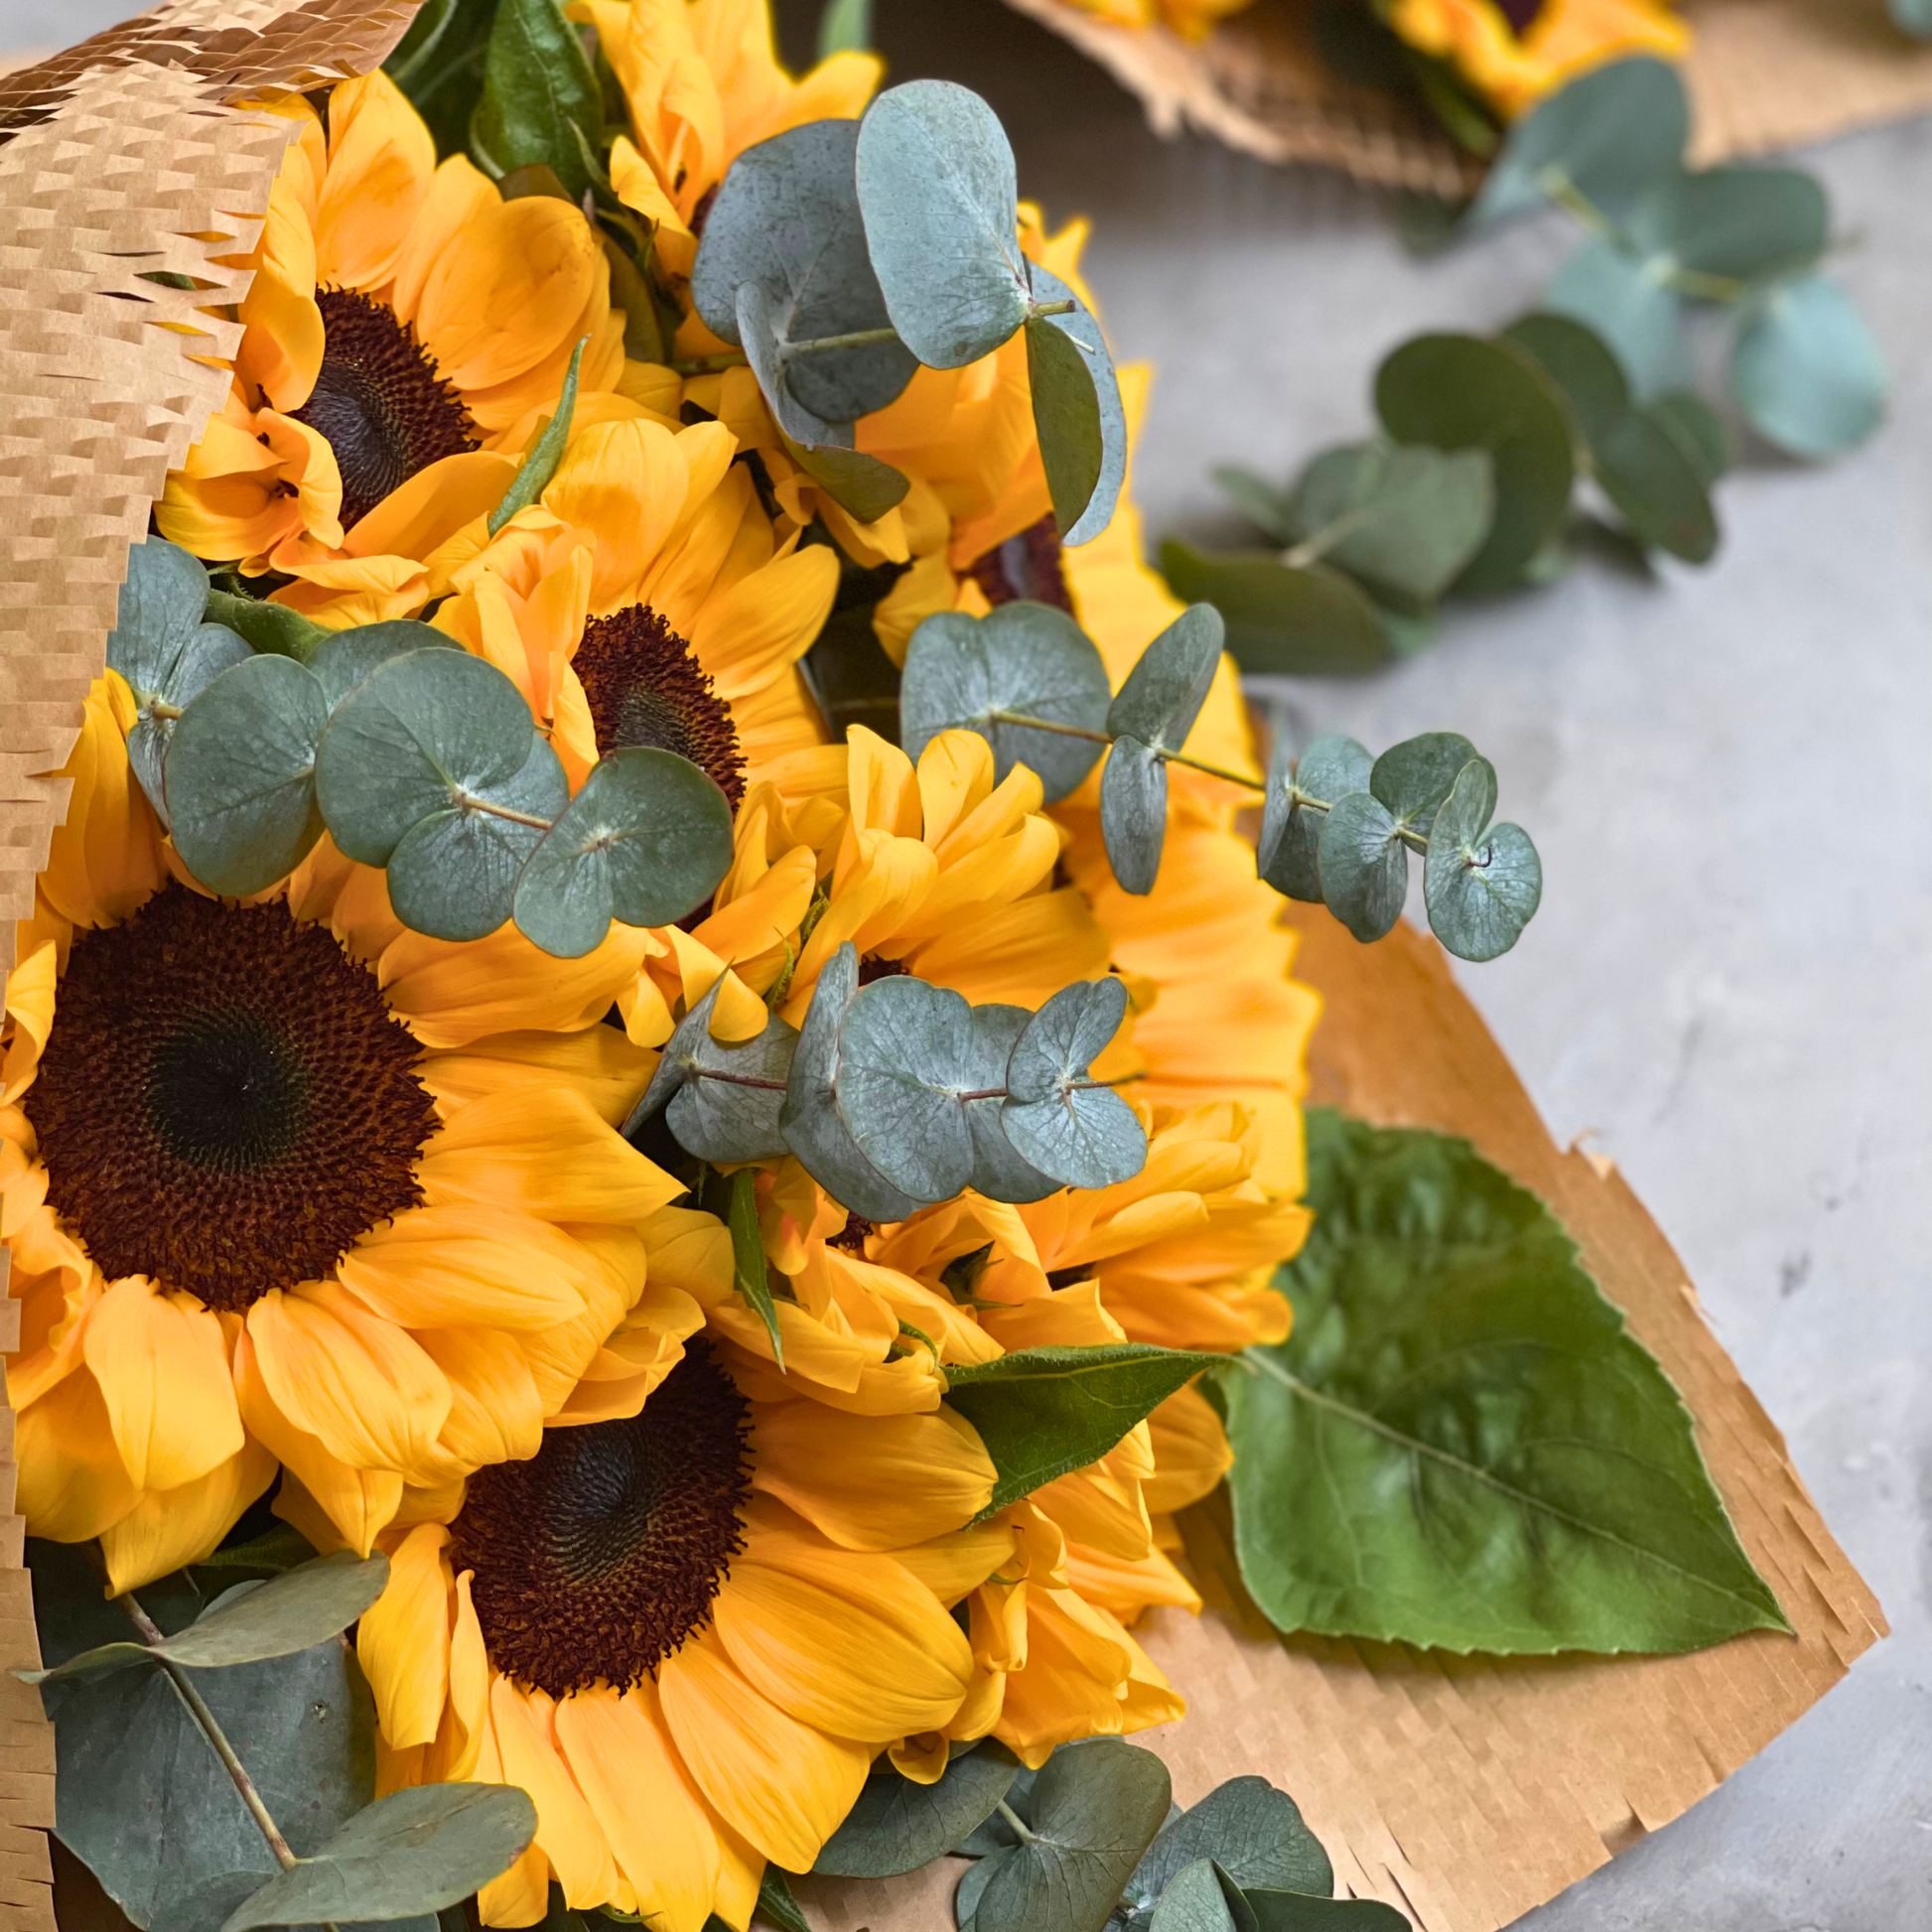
[898,603,1112,802]
[836,974,980,1201]
[778,943,929,1221]
[1368,732,1478,834]
[1157,542,1389,678]
[1025,260,1126,545]
[816,1746,1020,1879]
[855,79,1032,368]
[1120,1780,1331,1932]
[108,537,210,695]
[385,735,568,942]
[218,1784,536,1932]
[166,654,328,896]
[1241,1893,1411,1931]
[1256,732,1372,903]
[963,1006,1059,1204]
[1209,465,1296,544]
[1543,237,1689,399]
[308,621,448,711]
[1730,271,1887,460]
[1107,604,1224,753]
[1147,1861,1255,1932]
[512,747,734,957]
[125,622,252,823]
[1424,759,1542,962]
[632,974,798,1163]
[1002,978,1144,1190]
[1099,735,1167,897]
[1314,793,1407,945]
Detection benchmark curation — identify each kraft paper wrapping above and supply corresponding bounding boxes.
[1002,0,1932,191]
[0,6,1884,1929]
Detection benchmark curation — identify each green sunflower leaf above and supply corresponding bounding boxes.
[1730,271,1888,460]
[1099,735,1166,897]
[815,1746,1020,1879]
[778,943,928,1223]
[487,336,587,534]
[835,974,980,1202]
[1422,758,1542,961]
[472,0,603,203]
[633,974,797,1165]
[219,1784,536,1932]
[720,1164,784,1371]
[1256,732,1372,904]
[1001,978,1145,1190]
[960,1737,1173,1932]
[1120,1780,1331,1929]
[512,746,734,957]
[1283,440,1495,612]
[1239,1892,1410,1932]
[855,79,1032,369]
[387,736,570,943]
[898,603,1113,802]
[691,119,916,425]
[1156,543,1389,678]
[28,1540,375,1932]
[1025,260,1126,545]
[1223,1110,1791,1654]
[1148,1861,1255,1932]
[946,1343,1221,1518]
[166,654,328,897]
[1471,56,1688,228]
[1373,335,1576,595]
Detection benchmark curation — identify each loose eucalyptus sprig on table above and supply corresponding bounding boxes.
[1169,57,1889,677]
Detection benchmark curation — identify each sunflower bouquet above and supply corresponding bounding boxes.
[7,3,1821,1931]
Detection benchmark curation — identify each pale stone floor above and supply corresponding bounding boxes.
[8,0,1928,1924]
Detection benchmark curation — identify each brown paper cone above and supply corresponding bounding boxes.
[0,8,1884,1929]
[1002,0,1932,189]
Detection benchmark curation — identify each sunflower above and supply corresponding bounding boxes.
[1,676,703,1592]
[156,71,626,606]
[354,1335,1005,1929]
[432,414,836,793]
[1387,0,1690,116]
[582,0,882,282]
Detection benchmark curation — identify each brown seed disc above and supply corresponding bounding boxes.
[573,604,748,808]
[24,884,437,1312]
[967,513,1073,614]
[452,1342,752,1696]
[292,288,480,529]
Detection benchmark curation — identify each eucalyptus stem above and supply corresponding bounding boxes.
[1283,503,1373,571]
[996,1799,1036,1846]
[117,1592,301,1874]
[452,789,554,832]
[669,300,1075,376]
[983,709,1265,792]
[1537,166,1752,303]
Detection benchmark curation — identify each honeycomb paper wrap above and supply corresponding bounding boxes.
[0,7,1885,1929]
[1002,0,1932,193]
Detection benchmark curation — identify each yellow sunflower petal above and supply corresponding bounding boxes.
[420,1026,652,1127]
[490,1678,621,1908]
[80,1277,244,1492]
[15,1369,140,1544]
[336,1206,591,1332]
[313,71,434,292]
[357,1523,453,1750]
[657,1631,870,1870]
[408,1327,546,1485]
[97,1439,279,1595]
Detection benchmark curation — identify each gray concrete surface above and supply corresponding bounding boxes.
[6,0,1927,1924]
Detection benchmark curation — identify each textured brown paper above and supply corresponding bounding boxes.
[798,906,1885,1932]
[0,6,1884,1929]
[1003,0,1932,190]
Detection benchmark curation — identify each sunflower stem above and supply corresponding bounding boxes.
[983,710,1265,792]
[116,1591,303,1874]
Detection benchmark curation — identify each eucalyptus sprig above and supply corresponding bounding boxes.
[897,599,1542,961]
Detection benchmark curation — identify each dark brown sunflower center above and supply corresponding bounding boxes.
[23,884,436,1313]
[573,605,747,808]
[967,513,1072,614]
[453,1342,751,1696]
[1496,0,1546,33]
[292,288,481,530]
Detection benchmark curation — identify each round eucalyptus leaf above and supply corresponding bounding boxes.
[1210,464,1296,544]
[1256,731,1371,902]
[385,735,568,942]
[647,975,798,1165]
[316,648,534,866]
[1502,312,1630,447]
[107,537,212,698]
[1100,735,1167,897]
[778,943,928,1221]
[855,79,1032,369]
[1002,986,1144,1192]
[166,654,328,896]
[1315,792,1408,944]
[1593,408,1719,563]
[1120,1776,1333,1930]
[159,1553,389,1671]
[309,621,447,711]
[815,1746,1020,1880]
[1107,604,1225,754]
[1731,271,1887,460]
[1648,391,1728,486]
[1472,57,1688,228]
[1158,543,1388,678]
[1426,759,1541,962]
[1544,238,1689,400]
[1006,975,1130,1105]
[1026,260,1127,546]
[1148,1860,1252,1932]
[1374,336,1577,593]
[125,621,253,824]
[512,748,733,958]
[691,119,916,422]
[898,604,1111,801]
[1625,164,1828,283]
[1370,732,1478,834]
[963,1006,1059,1204]
[217,1783,536,1932]
[836,974,979,1202]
